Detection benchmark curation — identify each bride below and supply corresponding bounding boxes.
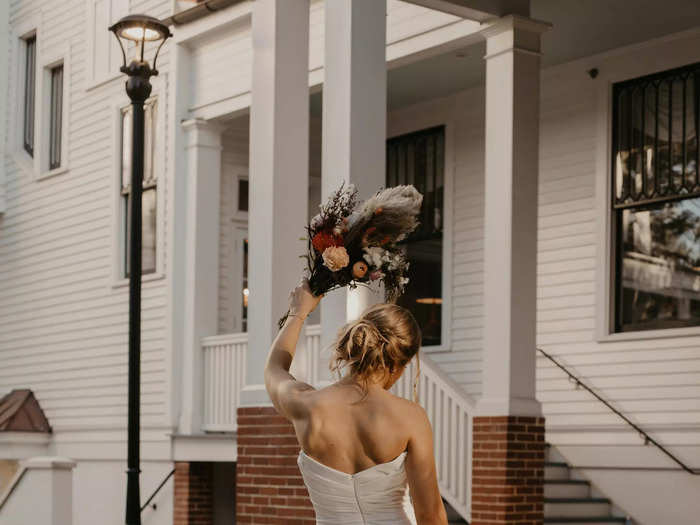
[264,278,448,525]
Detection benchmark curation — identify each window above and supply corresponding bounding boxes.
[386,126,444,346]
[23,35,36,157]
[238,178,249,212]
[120,99,158,277]
[48,64,63,170]
[611,63,700,332]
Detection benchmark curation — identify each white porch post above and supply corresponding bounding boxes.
[241,0,310,406]
[479,15,549,417]
[321,0,388,355]
[179,119,223,434]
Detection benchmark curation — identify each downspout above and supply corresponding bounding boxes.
[0,0,9,214]
[162,0,250,27]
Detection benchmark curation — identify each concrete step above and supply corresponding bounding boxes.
[545,461,570,480]
[545,479,591,499]
[545,497,611,519]
[544,518,627,524]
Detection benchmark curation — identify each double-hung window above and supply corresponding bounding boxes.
[120,99,158,277]
[23,35,36,157]
[611,62,700,332]
[386,126,445,346]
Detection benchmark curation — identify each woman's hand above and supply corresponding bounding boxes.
[288,278,322,319]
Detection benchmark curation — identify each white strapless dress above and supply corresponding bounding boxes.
[297,449,417,525]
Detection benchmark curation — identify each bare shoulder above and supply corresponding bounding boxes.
[385,392,429,433]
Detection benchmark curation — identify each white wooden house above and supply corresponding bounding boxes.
[0,1,699,524]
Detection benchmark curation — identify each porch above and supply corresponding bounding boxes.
[166,1,700,524]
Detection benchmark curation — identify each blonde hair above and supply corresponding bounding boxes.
[330,303,422,402]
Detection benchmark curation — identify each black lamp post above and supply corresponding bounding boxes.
[110,15,171,525]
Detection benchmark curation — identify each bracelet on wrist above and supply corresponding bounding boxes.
[288,313,307,321]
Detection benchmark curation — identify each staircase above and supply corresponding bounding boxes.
[545,446,629,525]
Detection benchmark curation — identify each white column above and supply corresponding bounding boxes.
[321,0,388,355]
[242,0,310,406]
[179,119,223,433]
[479,15,549,417]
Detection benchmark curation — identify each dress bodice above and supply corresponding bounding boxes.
[297,449,417,525]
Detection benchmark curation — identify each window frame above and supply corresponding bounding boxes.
[111,94,166,289]
[23,35,36,158]
[36,47,70,179]
[595,39,700,343]
[386,122,454,353]
[10,15,40,177]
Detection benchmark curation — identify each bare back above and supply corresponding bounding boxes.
[286,379,447,524]
[292,381,417,474]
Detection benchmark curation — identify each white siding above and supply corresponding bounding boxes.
[188,0,462,117]
[0,0,173,443]
[388,88,486,397]
[388,31,700,465]
[535,35,700,465]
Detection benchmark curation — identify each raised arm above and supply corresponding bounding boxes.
[405,405,448,525]
[264,279,322,420]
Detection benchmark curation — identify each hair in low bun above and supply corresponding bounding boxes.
[330,303,421,401]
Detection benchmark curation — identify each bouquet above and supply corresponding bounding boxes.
[278,182,423,328]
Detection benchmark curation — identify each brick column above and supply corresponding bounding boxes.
[236,407,315,524]
[174,461,214,525]
[471,416,545,525]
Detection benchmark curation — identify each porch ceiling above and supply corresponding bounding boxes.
[374,0,700,111]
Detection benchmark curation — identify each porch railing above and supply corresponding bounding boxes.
[201,332,247,432]
[200,324,475,521]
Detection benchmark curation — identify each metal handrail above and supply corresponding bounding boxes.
[141,468,175,512]
[537,347,700,475]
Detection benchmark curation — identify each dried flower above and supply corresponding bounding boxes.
[312,231,343,253]
[322,246,349,271]
[352,261,368,278]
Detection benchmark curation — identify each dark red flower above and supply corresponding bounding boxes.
[312,230,344,253]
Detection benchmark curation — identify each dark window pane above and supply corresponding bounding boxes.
[612,62,700,208]
[242,237,248,332]
[615,197,700,332]
[23,36,36,157]
[238,179,249,212]
[49,64,63,170]
[386,126,445,346]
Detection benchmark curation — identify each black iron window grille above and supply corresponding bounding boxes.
[23,35,36,157]
[611,63,700,332]
[386,126,445,346]
[49,64,63,170]
[121,99,158,277]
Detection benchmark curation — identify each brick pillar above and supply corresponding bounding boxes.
[471,416,545,525]
[236,406,315,524]
[174,461,214,525]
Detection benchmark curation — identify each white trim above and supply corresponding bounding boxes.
[35,43,70,180]
[84,0,129,91]
[109,83,167,289]
[387,116,455,353]
[593,32,700,342]
[9,12,40,179]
